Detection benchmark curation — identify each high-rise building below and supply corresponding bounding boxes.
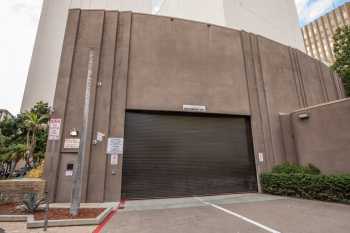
[21,0,305,111]
[301,2,350,65]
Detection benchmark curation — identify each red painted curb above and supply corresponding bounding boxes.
[92,200,126,233]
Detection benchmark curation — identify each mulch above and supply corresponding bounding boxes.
[0,203,105,220]
[0,203,25,215]
[34,208,105,220]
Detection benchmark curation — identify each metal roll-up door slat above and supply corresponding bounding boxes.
[122,111,257,199]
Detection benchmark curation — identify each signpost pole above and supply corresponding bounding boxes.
[69,50,94,216]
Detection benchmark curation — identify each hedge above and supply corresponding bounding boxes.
[271,163,320,175]
[261,173,350,204]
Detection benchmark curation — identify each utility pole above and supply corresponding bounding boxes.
[70,50,95,216]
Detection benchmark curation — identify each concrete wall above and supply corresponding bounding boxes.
[0,179,45,204]
[21,0,304,111]
[127,14,250,114]
[44,10,344,203]
[282,99,350,174]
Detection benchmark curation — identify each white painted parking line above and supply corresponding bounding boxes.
[195,197,282,233]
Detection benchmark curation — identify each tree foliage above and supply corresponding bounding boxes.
[332,25,350,97]
[0,102,50,178]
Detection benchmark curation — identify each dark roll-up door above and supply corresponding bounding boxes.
[122,111,257,199]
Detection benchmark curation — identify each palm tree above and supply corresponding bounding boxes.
[23,112,48,167]
[0,135,27,177]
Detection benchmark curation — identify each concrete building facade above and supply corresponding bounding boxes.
[281,98,350,175]
[21,0,305,111]
[44,10,345,203]
[301,2,350,65]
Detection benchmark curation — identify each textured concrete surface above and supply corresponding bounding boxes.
[223,198,350,233]
[290,98,350,174]
[121,193,285,212]
[101,194,350,233]
[0,223,95,233]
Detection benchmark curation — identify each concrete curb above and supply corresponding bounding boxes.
[26,207,113,228]
[0,215,29,222]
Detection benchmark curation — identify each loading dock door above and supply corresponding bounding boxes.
[122,111,257,199]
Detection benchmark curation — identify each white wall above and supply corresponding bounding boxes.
[156,0,226,26]
[223,0,304,51]
[21,0,304,111]
[21,0,152,111]
[156,0,304,51]
[22,0,71,111]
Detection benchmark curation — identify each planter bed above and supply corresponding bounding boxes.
[0,203,104,219]
[34,208,104,220]
[0,203,114,228]
[0,203,26,215]
[27,207,113,228]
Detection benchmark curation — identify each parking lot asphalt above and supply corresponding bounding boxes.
[101,193,350,233]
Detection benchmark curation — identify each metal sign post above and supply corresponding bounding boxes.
[43,191,49,231]
[69,50,95,216]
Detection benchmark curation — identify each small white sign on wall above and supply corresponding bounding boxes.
[183,105,207,112]
[64,138,80,149]
[96,132,105,142]
[48,118,61,140]
[111,154,119,165]
[65,170,73,176]
[107,137,124,154]
[258,153,264,162]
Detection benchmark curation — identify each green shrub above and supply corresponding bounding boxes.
[261,173,350,204]
[22,193,45,213]
[307,164,321,175]
[271,163,320,175]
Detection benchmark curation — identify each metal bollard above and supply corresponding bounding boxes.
[43,191,49,231]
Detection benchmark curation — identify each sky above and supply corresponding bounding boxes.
[296,0,350,26]
[0,0,349,114]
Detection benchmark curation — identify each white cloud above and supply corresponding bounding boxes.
[308,0,334,19]
[295,0,338,26]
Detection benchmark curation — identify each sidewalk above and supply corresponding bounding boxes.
[0,222,95,233]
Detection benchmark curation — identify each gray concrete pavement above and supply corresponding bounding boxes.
[102,194,350,233]
[0,222,95,233]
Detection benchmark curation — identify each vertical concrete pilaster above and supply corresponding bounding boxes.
[44,9,81,202]
[246,34,275,171]
[87,11,119,203]
[78,10,105,203]
[240,31,266,190]
[104,12,132,202]
[289,48,307,108]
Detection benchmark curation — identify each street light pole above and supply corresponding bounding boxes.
[70,50,95,216]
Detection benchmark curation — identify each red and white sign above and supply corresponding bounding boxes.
[48,118,62,140]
